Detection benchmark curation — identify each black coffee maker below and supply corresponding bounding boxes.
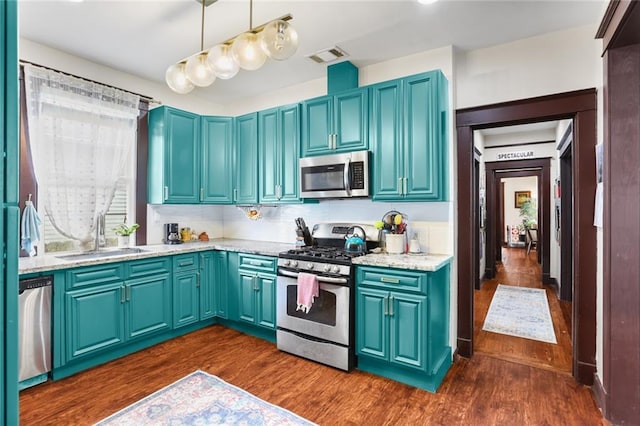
[164,223,182,244]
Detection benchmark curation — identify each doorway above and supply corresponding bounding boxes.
[456,89,597,385]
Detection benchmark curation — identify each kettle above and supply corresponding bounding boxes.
[344,226,367,254]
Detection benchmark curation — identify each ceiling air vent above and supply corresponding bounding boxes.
[307,46,349,64]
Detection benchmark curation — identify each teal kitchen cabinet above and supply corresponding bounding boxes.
[213,251,229,318]
[370,70,448,201]
[355,264,451,392]
[301,88,368,157]
[236,254,277,330]
[201,116,234,204]
[234,112,259,204]
[124,261,171,341]
[199,251,227,320]
[259,104,301,203]
[173,253,200,328]
[148,106,201,204]
[65,259,172,362]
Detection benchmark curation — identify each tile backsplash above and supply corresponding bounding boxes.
[147,200,453,255]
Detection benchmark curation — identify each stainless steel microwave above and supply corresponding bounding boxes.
[299,150,370,199]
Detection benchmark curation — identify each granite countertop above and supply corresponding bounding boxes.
[351,252,452,272]
[19,239,294,275]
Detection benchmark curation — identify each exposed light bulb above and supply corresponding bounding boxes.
[185,53,216,87]
[207,44,240,79]
[231,32,267,71]
[165,63,195,94]
[260,20,298,61]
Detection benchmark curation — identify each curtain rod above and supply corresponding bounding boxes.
[19,59,161,105]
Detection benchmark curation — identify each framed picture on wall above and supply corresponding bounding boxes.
[515,191,531,208]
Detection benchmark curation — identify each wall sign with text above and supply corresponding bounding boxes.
[496,150,534,161]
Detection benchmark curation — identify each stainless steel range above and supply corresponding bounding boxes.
[276,222,379,371]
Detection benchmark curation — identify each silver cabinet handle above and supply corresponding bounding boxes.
[126,285,131,302]
[276,184,282,200]
[164,186,169,201]
[398,178,403,195]
[328,134,333,149]
[389,296,394,316]
[403,178,408,196]
[333,134,338,150]
[200,187,204,202]
[196,272,200,288]
[253,275,258,291]
[233,188,238,202]
[381,276,400,284]
[121,285,126,304]
[384,296,389,315]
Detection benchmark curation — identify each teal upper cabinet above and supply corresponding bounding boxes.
[234,113,259,204]
[301,87,368,157]
[371,70,448,201]
[259,103,300,203]
[202,116,234,204]
[148,106,201,204]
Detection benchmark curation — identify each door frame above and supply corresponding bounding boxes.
[484,159,550,280]
[456,89,597,385]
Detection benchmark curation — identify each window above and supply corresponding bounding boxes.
[22,64,141,255]
[41,177,135,253]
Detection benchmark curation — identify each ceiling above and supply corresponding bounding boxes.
[18,0,606,104]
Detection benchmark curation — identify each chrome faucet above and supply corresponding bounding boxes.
[94,212,105,251]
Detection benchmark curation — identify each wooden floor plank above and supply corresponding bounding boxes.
[474,247,573,373]
[20,324,604,425]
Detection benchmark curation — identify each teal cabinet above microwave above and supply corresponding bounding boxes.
[301,88,368,157]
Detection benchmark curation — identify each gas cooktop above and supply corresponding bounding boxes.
[279,246,366,265]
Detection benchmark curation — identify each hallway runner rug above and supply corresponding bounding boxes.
[95,370,316,426]
[482,284,557,344]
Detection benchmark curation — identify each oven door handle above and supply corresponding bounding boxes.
[278,268,349,285]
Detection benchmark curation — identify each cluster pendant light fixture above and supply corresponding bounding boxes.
[166,0,298,94]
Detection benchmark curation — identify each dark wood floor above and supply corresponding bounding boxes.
[20,324,604,425]
[475,247,573,373]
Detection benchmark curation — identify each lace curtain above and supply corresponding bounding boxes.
[23,65,140,248]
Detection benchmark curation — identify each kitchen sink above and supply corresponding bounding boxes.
[56,247,147,261]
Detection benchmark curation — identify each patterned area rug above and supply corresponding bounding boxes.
[482,284,557,344]
[95,370,316,426]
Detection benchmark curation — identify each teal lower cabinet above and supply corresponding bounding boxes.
[65,282,126,361]
[224,253,277,342]
[213,251,228,318]
[54,254,214,380]
[355,264,451,392]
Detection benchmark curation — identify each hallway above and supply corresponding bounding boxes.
[474,247,573,374]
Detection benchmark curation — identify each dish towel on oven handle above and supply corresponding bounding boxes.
[296,272,319,314]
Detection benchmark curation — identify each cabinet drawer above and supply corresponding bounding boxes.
[127,257,171,278]
[357,267,427,294]
[173,253,199,272]
[66,263,125,289]
[238,253,276,274]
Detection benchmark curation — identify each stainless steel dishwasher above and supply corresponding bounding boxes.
[18,275,52,388]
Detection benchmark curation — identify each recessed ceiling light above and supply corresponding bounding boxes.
[417,0,439,4]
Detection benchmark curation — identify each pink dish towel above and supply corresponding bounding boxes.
[296,272,319,314]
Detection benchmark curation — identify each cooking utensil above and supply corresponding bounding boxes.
[344,226,367,254]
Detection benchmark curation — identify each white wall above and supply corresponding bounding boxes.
[19,39,226,115]
[502,177,538,242]
[456,25,602,109]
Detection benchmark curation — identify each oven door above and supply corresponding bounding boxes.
[276,269,350,346]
